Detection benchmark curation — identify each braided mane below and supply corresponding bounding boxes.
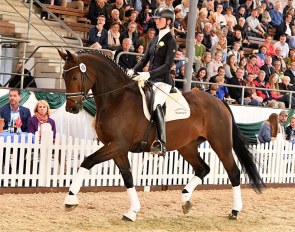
[76,49,129,79]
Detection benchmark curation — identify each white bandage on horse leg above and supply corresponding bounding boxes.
[232,185,243,212]
[127,187,141,213]
[182,176,201,203]
[69,167,88,195]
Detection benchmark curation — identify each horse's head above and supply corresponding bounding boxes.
[58,49,93,114]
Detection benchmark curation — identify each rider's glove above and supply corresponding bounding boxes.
[133,72,150,88]
[127,69,134,77]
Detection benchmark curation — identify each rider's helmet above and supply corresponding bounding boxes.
[152,7,175,27]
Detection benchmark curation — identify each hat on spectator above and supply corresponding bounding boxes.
[279,110,288,116]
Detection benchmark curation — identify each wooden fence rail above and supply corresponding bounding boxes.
[0,132,294,188]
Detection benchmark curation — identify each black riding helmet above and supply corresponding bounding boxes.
[152,7,175,28]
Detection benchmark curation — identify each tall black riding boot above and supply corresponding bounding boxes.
[150,104,166,156]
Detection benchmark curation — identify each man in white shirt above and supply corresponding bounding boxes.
[274,34,290,58]
[246,8,265,37]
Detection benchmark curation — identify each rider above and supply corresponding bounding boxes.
[128,7,177,156]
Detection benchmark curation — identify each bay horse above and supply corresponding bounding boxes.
[58,49,264,222]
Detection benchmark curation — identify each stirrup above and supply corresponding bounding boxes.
[150,140,166,156]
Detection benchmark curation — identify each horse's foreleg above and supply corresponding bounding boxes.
[64,143,121,210]
[114,155,140,222]
[178,143,210,214]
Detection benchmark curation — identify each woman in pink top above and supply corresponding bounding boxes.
[246,55,260,77]
[262,34,275,56]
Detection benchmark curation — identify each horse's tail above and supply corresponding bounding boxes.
[222,101,265,193]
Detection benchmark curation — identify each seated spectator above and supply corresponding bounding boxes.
[105,8,123,31]
[224,6,237,26]
[175,0,189,18]
[194,52,212,73]
[223,19,235,39]
[211,35,228,63]
[253,70,272,104]
[114,38,137,71]
[137,5,154,34]
[274,14,294,41]
[137,28,155,52]
[224,54,238,81]
[228,70,260,105]
[207,51,223,79]
[174,49,185,76]
[244,73,263,104]
[233,17,248,41]
[256,45,267,68]
[195,8,210,33]
[272,46,287,72]
[262,34,275,56]
[106,0,125,22]
[257,5,271,31]
[0,88,31,132]
[87,0,109,25]
[8,62,37,89]
[202,22,213,51]
[246,8,265,38]
[269,1,283,29]
[210,5,227,30]
[135,44,144,62]
[207,83,219,98]
[279,75,295,97]
[260,55,275,82]
[194,67,209,91]
[215,75,229,100]
[122,10,138,32]
[235,6,247,21]
[285,116,295,141]
[194,32,206,60]
[107,21,121,51]
[267,73,295,108]
[284,61,295,84]
[263,0,274,12]
[258,113,280,143]
[27,100,56,140]
[283,0,293,15]
[227,41,241,64]
[246,54,260,77]
[285,48,295,69]
[273,60,285,82]
[210,66,226,83]
[274,35,290,59]
[61,0,84,10]
[289,36,295,49]
[89,15,108,49]
[240,0,253,18]
[119,21,139,52]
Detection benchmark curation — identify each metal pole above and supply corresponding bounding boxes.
[183,0,198,92]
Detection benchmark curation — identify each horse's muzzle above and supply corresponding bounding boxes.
[66,103,82,114]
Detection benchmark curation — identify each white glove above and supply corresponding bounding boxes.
[133,72,150,88]
[127,69,134,77]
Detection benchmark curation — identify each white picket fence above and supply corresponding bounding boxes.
[0,132,294,188]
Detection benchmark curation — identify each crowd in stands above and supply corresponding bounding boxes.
[40,0,295,109]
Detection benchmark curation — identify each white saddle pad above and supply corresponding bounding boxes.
[139,83,191,122]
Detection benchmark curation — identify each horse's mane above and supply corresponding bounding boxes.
[76,49,129,80]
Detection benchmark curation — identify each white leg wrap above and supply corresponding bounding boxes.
[69,167,88,195]
[182,176,201,204]
[127,187,141,213]
[232,185,243,212]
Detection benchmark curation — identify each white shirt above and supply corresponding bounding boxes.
[158,28,170,42]
[274,41,290,58]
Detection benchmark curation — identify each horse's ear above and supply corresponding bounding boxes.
[57,49,67,61]
[66,50,78,63]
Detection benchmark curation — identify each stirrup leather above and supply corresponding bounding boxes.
[150,140,166,156]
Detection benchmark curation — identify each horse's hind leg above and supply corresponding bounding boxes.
[113,155,140,222]
[178,141,210,214]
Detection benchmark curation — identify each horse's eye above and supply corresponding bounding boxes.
[72,76,78,80]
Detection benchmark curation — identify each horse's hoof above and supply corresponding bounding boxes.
[65,204,78,212]
[122,210,137,222]
[228,213,238,220]
[182,201,192,214]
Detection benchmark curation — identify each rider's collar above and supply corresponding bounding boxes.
[158,28,170,42]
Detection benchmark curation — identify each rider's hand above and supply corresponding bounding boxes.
[127,69,134,77]
[133,72,150,88]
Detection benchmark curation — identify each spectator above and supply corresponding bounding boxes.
[224,6,237,26]
[123,10,138,32]
[27,100,56,140]
[61,0,84,10]
[174,49,185,76]
[194,52,212,73]
[224,54,238,80]
[279,75,295,97]
[88,0,109,25]
[142,0,157,12]
[262,0,274,12]
[202,22,213,51]
[258,113,280,143]
[174,0,189,18]
[227,41,241,64]
[119,21,139,51]
[107,21,121,51]
[224,19,235,38]
[283,0,294,15]
[262,34,275,56]
[215,74,229,100]
[0,88,31,132]
[207,83,219,98]
[253,70,272,104]
[279,110,288,135]
[210,66,226,83]
[135,44,144,62]
[137,28,156,52]
[105,8,123,31]
[106,0,125,22]
[196,8,210,33]
[194,32,206,60]
[164,0,174,11]
[239,56,248,78]
[269,1,283,29]
[284,61,295,84]
[246,8,265,38]
[244,72,263,104]
[272,46,287,72]
[211,4,227,29]
[259,3,272,29]
[211,35,227,63]
[289,36,295,49]
[114,38,137,71]
[240,0,254,18]
[260,55,275,82]
[256,45,267,67]
[8,62,37,89]
[285,116,295,141]
[194,67,209,91]
[285,48,295,69]
[274,34,290,59]
[236,6,247,21]
[173,8,186,38]
[246,54,260,77]
[207,50,223,79]
[203,0,214,18]
[89,15,108,49]
[138,5,153,33]
[233,17,248,40]
[273,60,284,83]
[274,14,294,41]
